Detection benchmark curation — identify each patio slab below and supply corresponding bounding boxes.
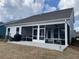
[8,41,67,51]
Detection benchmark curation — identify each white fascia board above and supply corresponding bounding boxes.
[20,20,65,27]
[6,18,68,27]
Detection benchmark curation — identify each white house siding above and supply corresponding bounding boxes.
[6,26,22,37]
[66,11,74,44]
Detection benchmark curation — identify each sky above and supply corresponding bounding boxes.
[0,0,79,32]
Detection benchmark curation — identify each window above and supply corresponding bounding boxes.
[7,28,10,38]
[8,28,10,33]
[16,27,19,32]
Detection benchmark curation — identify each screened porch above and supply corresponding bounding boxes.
[45,24,65,45]
[21,23,65,45]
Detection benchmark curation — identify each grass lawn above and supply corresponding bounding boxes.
[0,41,79,59]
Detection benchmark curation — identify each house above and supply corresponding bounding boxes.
[0,22,6,39]
[5,8,75,51]
[76,32,79,40]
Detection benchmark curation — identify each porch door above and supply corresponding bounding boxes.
[32,25,45,43]
[32,26,38,40]
[39,28,45,40]
[39,25,45,43]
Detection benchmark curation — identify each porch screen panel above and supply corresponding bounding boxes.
[54,28,58,38]
[32,26,38,40]
[54,24,65,45]
[59,24,65,45]
[33,29,37,39]
[60,27,65,39]
[45,24,65,45]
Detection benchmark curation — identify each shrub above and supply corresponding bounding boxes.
[14,33,22,41]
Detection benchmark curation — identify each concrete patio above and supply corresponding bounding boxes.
[8,41,67,51]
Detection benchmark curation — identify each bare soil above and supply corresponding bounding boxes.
[0,41,79,59]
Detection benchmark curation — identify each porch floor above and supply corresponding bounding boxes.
[8,41,67,51]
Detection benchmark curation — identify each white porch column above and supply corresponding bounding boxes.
[19,26,22,34]
[65,23,68,46]
[37,25,40,40]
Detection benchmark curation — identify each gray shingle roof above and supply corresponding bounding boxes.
[6,8,73,25]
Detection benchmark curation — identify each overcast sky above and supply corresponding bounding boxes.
[0,0,79,31]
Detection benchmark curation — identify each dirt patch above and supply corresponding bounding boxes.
[0,42,79,59]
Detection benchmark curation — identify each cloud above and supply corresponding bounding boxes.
[0,0,57,22]
[74,27,79,32]
[74,16,79,27]
[23,0,33,7]
[0,5,8,22]
[0,0,46,22]
[31,0,45,14]
[0,0,34,22]
[58,0,79,16]
[44,4,56,13]
[0,0,6,7]
[58,0,79,31]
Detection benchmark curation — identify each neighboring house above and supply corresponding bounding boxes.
[76,32,79,37]
[76,32,79,39]
[0,22,6,39]
[5,8,75,51]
